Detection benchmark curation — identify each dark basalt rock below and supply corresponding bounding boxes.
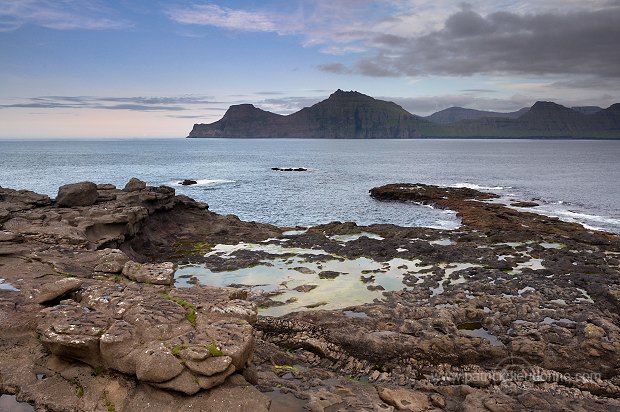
[179,179,198,186]
[271,167,307,172]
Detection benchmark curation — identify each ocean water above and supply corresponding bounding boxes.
[0,138,619,234]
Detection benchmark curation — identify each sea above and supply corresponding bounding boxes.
[1,138,619,235]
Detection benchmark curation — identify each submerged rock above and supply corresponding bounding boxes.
[179,179,198,186]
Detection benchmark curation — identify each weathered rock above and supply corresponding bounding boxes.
[135,343,185,383]
[377,387,432,411]
[123,177,147,192]
[318,271,341,279]
[3,180,620,411]
[33,278,84,304]
[96,184,116,190]
[0,187,51,213]
[0,230,22,243]
[56,181,99,207]
[36,283,256,395]
[122,261,175,285]
[94,248,129,273]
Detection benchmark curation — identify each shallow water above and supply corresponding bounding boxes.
[175,242,482,316]
[0,279,19,292]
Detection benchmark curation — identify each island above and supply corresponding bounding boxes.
[188,89,620,139]
[1,178,620,411]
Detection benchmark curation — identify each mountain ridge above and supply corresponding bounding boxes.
[188,90,620,139]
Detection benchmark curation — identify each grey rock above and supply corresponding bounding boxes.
[56,182,99,207]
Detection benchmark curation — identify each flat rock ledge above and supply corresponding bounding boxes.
[37,283,256,395]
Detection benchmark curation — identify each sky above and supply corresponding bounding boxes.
[1,0,619,138]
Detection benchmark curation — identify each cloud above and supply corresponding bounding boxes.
[318,5,620,79]
[166,3,295,34]
[0,0,132,31]
[316,63,351,74]
[166,1,619,81]
[0,95,217,111]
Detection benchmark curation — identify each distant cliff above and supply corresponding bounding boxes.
[189,90,431,138]
[188,90,620,139]
[426,107,528,124]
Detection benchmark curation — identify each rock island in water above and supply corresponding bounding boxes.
[1,178,619,411]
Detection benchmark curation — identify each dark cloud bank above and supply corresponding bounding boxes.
[321,5,620,81]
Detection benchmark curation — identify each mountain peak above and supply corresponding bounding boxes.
[328,89,366,99]
[530,101,566,111]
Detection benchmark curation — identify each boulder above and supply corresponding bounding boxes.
[123,177,146,192]
[122,261,175,285]
[94,249,130,273]
[56,182,99,207]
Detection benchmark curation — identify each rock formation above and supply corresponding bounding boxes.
[2,179,620,411]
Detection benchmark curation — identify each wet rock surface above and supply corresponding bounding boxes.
[1,180,620,411]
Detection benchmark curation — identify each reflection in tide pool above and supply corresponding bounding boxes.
[175,243,479,316]
[0,395,35,412]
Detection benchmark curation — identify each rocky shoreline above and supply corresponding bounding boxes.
[1,179,620,411]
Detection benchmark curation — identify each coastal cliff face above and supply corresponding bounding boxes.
[189,90,430,138]
[188,90,620,139]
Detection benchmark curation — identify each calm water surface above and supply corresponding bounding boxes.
[0,138,618,233]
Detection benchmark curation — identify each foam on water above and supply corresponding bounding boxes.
[329,232,384,242]
[169,179,236,187]
[449,183,508,191]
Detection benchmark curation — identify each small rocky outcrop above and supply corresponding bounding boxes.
[56,182,99,207]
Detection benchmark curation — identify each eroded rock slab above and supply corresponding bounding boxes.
[37,283,256,395]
